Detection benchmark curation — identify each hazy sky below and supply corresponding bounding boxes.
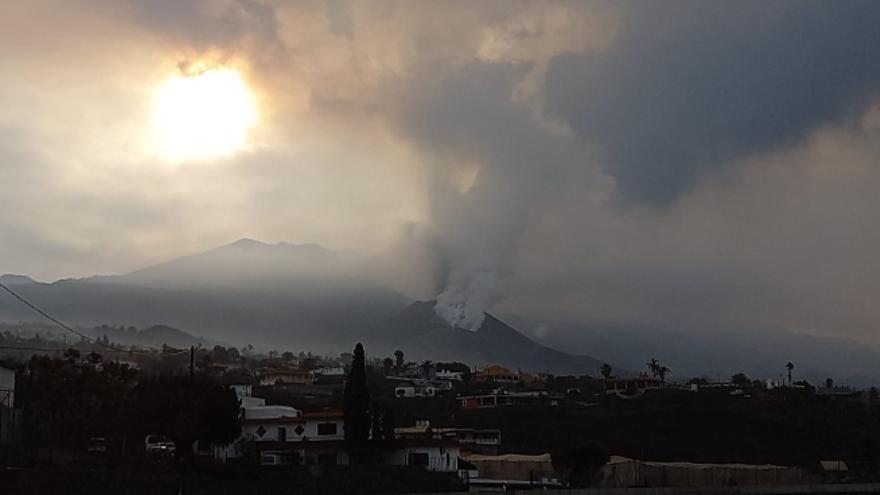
[3,1,880,342]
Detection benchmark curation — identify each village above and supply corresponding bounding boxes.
[2,337,879,493]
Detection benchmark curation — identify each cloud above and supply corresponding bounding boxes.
[122,0,279,48]
[544,0,880,204]
[504,102,880,342]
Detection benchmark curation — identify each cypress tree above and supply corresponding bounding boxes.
[343,343,371,459]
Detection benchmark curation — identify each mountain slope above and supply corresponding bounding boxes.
[0,240,406,352]
[370,300,607,375]
[0,274,38,286]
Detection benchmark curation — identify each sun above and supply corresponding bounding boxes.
[152,68,257,161]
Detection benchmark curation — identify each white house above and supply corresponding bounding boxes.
[214,384,463,470]
[313,367,345,377]
[436,370,463,382]
[394,384,440,398]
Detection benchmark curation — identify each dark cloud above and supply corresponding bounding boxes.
[545,0,880,204]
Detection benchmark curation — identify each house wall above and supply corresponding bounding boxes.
[386,445,460,472]
[470,458,556,482]
[0,367,14,409]
[600,459,812,488]
[244,418,345,443]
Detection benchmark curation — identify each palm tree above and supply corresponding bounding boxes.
[657,366,671,383]
[600,363,612,391]
[647,358,660,377]
[394,349,404,374]
[785,362,794,385]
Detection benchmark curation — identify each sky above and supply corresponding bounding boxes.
[2,1,880,343]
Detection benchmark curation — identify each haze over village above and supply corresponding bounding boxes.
[2,1,880,493]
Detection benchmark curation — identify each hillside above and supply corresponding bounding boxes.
[368,300,607,375]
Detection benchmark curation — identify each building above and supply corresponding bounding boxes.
[606,374,662,396]
[0,366,14,410]
[0,366,17,446]
[819,460,848,483]
[457,391,560,409]
[394,384,441,398]
[599,456,811,488]
[217,392,461,471]
[451,428,501,455]
[313,367,345,377]
[471,365,544,385]
[215,403,345,465]
[395,421,501,455]
[472,365,522,384]
[436,370,463,381]
[465,453,561,489]
[258,367,315,386]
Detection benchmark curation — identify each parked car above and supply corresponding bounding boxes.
[86,437,107,454]
[145,434,176,458]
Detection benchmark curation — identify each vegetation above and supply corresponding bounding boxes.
[599,363,612,391]
[647,358,671,383]
[343,343,371,460]
[393,350,404,374]
[15,353,241,460]
[553,442,610,488]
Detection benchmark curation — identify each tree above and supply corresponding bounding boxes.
[420,360,434,379]
[657,365,671,383]
[301,355,317,371]
[552,442,610,488]
[86,351,103,365]
[63,348,80,363]
[785,362,795,385]
[212,345,229,363]
[382,357,394,376]
[344,343,372,460]
[647,358,660,377]
[132,374,241,458]
[731,373,750,387]
[227,347,240,362]
[371,403,382,443]
[381,406,396,444]
[282,351,294,362]
[600,363,612,391]
[394,349,404,374]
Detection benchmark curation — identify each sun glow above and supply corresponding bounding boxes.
[152,68,257,161]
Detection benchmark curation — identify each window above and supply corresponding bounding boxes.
[317,423,337,436]
[317,453,337,465]
[408,452,429,466]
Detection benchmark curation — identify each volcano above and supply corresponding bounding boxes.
[376,300,607,375]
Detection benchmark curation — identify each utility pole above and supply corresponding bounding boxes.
[189,345,195,382]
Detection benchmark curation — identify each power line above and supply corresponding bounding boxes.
[0,344,155,354]
[0,282,188,356]
[0,282,104,345]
